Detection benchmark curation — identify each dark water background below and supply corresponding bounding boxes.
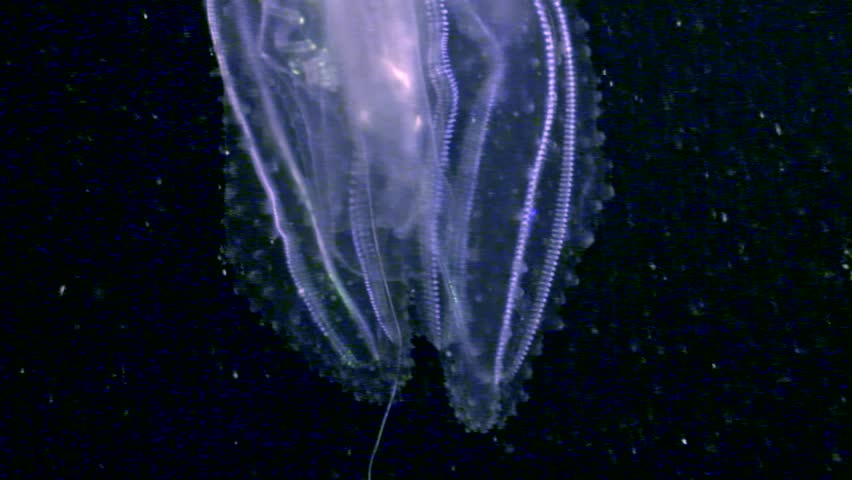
[3,0,849,478]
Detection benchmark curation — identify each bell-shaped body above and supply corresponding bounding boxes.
[207,0,610,431]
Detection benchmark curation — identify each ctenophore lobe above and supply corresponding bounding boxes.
[207,0,611,432]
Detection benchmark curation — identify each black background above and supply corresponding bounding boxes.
[3,0,850,478]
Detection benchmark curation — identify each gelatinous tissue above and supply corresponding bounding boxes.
[207,0,612,432]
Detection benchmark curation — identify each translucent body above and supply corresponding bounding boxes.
[207,0,610,431]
